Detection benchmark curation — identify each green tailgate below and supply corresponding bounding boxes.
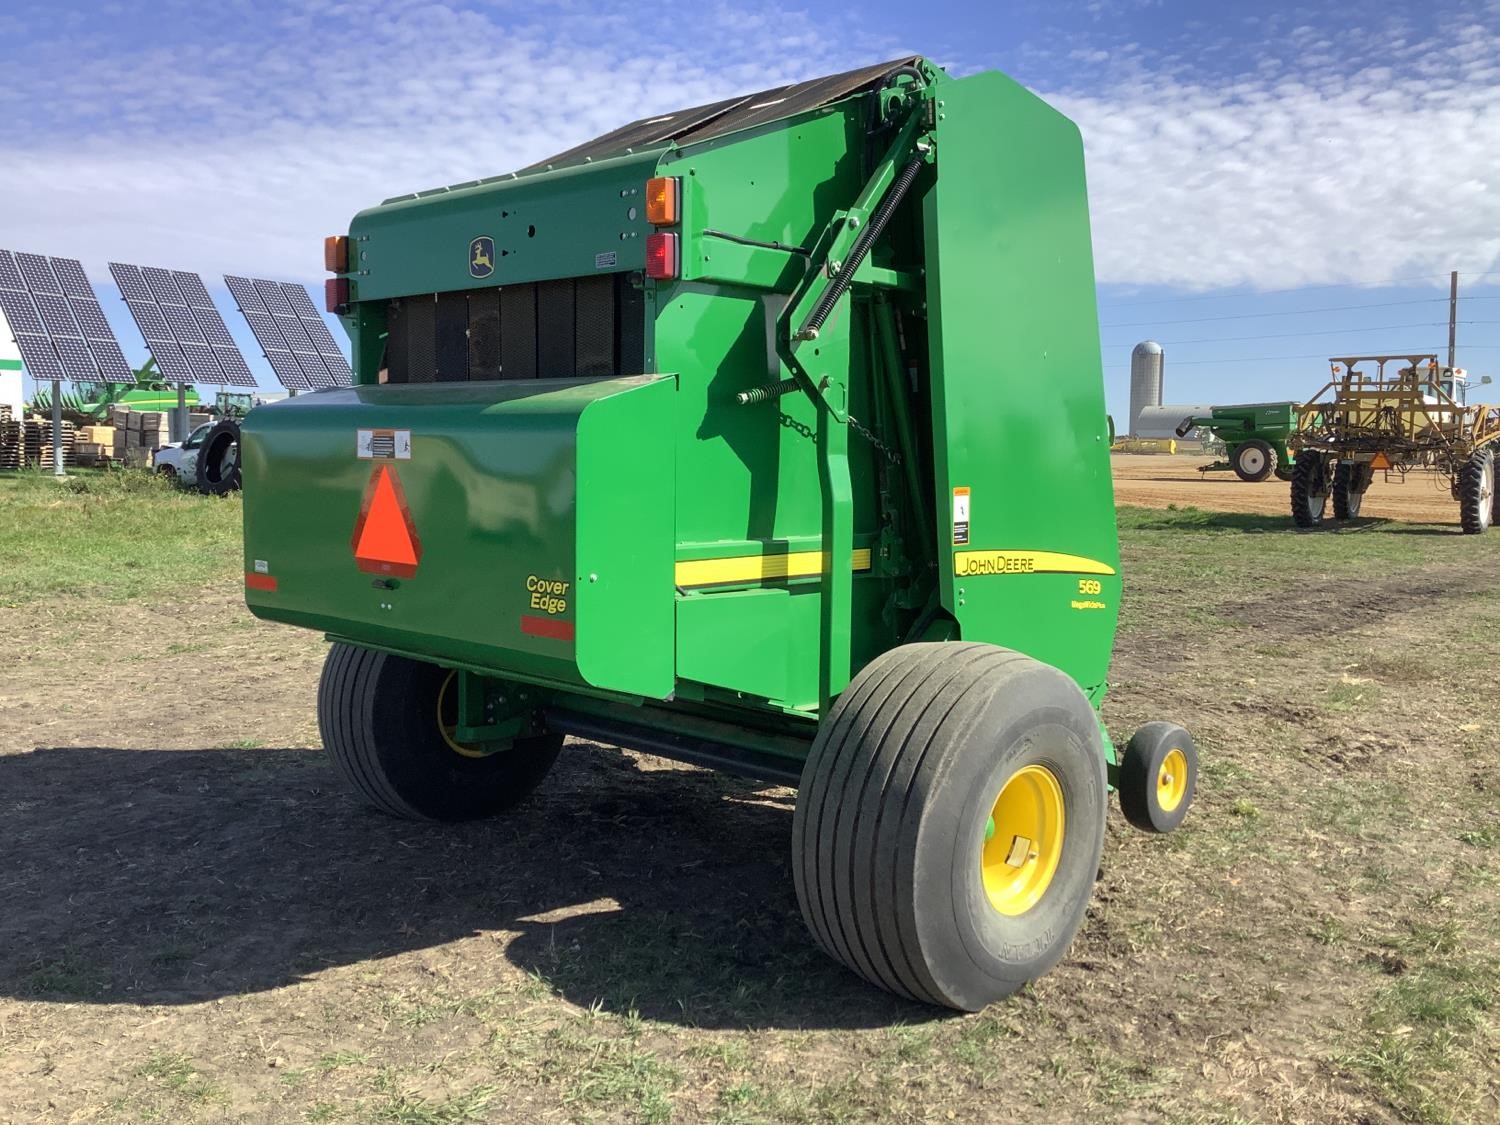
[241,376,675,698]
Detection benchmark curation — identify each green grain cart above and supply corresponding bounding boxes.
[242,57,1197,1010]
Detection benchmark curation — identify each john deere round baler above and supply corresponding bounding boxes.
[242,57,1197,1010]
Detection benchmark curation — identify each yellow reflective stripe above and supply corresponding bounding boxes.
[953,550,1116,577]
[676,548,873,588]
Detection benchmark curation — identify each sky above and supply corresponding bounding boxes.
[2,0,1498,420]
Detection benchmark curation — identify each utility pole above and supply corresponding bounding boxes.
[1448,270,1458,368]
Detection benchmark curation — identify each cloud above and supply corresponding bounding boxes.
[1052,16,1500,289]
[0,0,904,280]
[0,0,1496,293]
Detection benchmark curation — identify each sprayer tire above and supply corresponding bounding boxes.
[1332,462,1372,520]
[793,642,1107,1011]
[317,643,562,821]
[194,420,242,495]
[1232,439,1276,483]
[1291,454,1329,528]
[1459,446,1495,535]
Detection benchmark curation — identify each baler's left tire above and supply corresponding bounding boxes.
[792,642,1107,1011]
[317,643,562,822]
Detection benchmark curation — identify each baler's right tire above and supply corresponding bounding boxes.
[792,642,1107,1011]
[1232,439,1276,482]
[317,643,562,821]
[1459,446,1495,535]
[1291,454,1330,528]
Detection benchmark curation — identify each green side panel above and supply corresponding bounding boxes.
[922,70,1120,693]
[574,377,675,698]
[241,377,671,693]
[347,150,662,302]
[671,107,864,291]
[676,587,821,707]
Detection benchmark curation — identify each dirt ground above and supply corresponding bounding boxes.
[1,475,1497,1124]
[1111,454,1466,525]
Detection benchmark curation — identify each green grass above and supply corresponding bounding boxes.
[0,469,242,607]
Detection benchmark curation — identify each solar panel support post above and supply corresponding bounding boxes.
[49,379,64,477]
[171,384,189,443]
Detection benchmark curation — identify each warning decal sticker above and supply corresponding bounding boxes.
[952,487,970,545]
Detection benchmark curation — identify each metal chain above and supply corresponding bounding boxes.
[847,413,902,465]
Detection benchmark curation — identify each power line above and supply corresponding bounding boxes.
[1102,269,1500,308]
[1103,349,1444,370]
[1101,297,1467,329]
[1102,321,1449,347]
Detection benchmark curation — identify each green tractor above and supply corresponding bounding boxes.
[242,57,1197,1009]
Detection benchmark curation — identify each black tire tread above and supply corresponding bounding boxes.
[1232,439,1276,483]
[1459,446,1494,535]
[1290,454,1326,528]
[317,644,422,819]
[794,643,1047,1008]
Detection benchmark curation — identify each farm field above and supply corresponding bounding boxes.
[1,468,1497,1124]
[1112,453,1467,526]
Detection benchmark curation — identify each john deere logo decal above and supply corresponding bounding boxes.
[469,236,495,278]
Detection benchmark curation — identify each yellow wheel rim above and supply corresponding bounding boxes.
[436,672,487,759]
[1156,748,1188,813]
[982,765,1066,917]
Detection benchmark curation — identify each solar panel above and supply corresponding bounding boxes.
[0,251,23,291]
[14,333,63,380]
[213,346,255,386]
[173,270,215,309]
[0,250,137,385]
[111,262,258,387]
[50,257,94,300]
[109,263,156,303]
[263,349,309,389]
[17,253,61,294]
[164,303,206,343]
[54,336,98,381]
[33,291,80,337]
[87,335,135,383]
[143,266,185,306]
[225,275,265,311]
[150,341,194,383]
[225,274,351,389]
[69,296,114,339]
[0,289,43,334]
[253,279,295,317]
[125,300,169,343]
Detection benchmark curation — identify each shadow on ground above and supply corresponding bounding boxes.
[0,743,936,1030]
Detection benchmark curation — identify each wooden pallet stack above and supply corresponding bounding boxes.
[23,417,77,469]
[0,405,20,470]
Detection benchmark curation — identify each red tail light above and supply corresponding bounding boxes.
[645,232,679,280]
[326,277,350,314]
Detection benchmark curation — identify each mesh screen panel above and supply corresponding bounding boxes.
[384,275,644,384]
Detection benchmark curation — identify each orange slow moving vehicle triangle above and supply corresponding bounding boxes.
[351,463,422,577]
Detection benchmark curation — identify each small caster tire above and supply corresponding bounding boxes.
[1118,721,1197,834]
